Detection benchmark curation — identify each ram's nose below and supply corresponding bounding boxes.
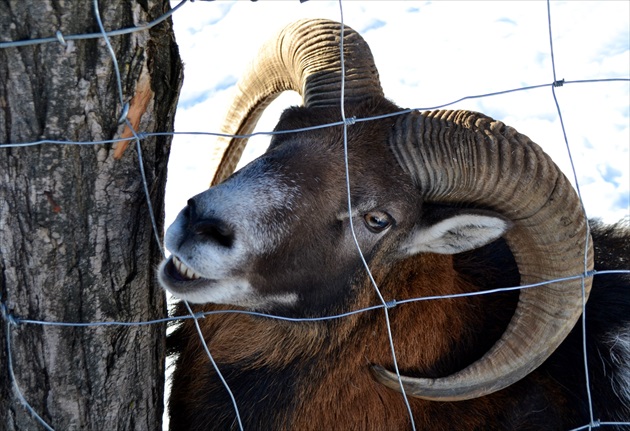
[191,217,235,248]
[185,198,235,249]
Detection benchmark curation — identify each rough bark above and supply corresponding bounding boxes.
[0,1,182,430]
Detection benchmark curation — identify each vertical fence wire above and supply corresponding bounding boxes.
[544,2,596,428]
[0,0,628,430]
[336,1,418,429]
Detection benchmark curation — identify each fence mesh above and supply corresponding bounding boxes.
[0,0,629,430]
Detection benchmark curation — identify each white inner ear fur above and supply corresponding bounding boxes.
[402,213,512,255]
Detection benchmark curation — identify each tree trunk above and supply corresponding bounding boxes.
[0,1,182,429]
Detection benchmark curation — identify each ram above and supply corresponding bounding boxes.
[158,19,630,430]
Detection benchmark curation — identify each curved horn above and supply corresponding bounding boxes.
[373,109,594,401]
[210,18,383,185]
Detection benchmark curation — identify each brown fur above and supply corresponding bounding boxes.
[167,224,629,430]
[168,250,555,430]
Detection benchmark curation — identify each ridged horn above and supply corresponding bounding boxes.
[209,18,383,185]
[373,109,594,401]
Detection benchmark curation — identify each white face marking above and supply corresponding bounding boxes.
[165,161,299,257]
[158,257,300,309]
[217,169,299,254]
[160,160,302,308]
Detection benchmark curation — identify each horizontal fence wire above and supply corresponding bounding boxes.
[0,0,188,49]
[2,79,628,150]
[6,270,629,328]
[0,0,629,430]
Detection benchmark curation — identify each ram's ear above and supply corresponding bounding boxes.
[400,207,512,256]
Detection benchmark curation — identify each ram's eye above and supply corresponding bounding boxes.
[363,211,392,233]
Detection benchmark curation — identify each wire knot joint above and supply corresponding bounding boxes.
[55,30,68,47]
[1,303,19,326]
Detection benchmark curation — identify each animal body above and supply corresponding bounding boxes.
[159,19,630,430]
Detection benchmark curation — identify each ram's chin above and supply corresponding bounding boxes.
[158,257,299,308]
[159,257,238,304]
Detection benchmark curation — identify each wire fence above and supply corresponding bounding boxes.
[0,0,629,430]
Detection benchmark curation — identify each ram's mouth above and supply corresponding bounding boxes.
[165,256,203,282]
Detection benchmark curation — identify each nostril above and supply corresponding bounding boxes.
[193,217,234,248]
[185,199,197,222]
